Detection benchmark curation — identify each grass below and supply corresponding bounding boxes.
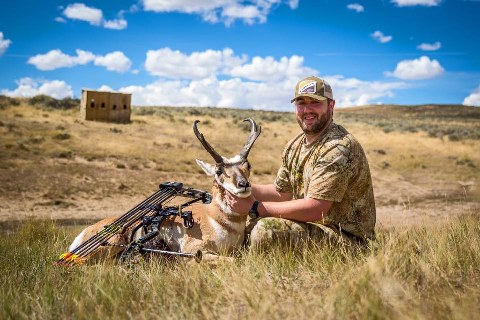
[1,215,479,319]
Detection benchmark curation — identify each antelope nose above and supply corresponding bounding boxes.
[238,181,250,189]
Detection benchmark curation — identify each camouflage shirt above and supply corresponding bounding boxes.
[274,123,376,240]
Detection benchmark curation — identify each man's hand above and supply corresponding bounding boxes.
[225,191,256,215]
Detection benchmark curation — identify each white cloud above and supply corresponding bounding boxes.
[145,48,318,83]
[1,78,73,99]
[28,49,131,72]
[116,74,407,110]
[97,85,115,92]
[463,85,480,106]
[119,77,296,109]
[288,0,299,9]
[0,32,12,55]
[324,75,408,107]
[28,49,95,70]
[229,55,317,82]
[55,17,67,23]
[391,0,441,6]
[126,48,410,108]
[221,4,263,26]
[63,3,103,25]
[417,41,441,51]
[386,56,444,80]
[94,51,131,72]
[347,3,365,12]
[141,0,296,26]
[62,3,128,30]
[371,30,393,43]
[103,18,128,30]
[145,47,247,79]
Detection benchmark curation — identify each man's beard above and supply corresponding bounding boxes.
[297,108,333,135]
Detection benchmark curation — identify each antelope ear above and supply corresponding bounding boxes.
[196,159,216,176]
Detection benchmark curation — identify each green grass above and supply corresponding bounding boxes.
[1,216,479,319]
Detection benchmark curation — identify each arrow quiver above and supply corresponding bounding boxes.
[56,182,211,266]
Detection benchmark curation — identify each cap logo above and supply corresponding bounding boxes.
[298,81,316,94]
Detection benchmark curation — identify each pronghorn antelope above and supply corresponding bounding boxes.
[68,118,261,261]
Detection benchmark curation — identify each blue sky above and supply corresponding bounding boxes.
[0,0,479,110]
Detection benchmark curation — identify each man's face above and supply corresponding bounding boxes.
[294,97,333,135]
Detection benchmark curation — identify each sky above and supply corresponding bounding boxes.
[0,0,479,111]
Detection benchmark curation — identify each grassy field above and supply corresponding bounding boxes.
[0,95,479,319]
[1,216,479,319]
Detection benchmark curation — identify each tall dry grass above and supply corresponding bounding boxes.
[1,215,479,319]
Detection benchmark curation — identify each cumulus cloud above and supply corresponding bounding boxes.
[229,55,317,82]
[324,75,407,107]
[347,3,365,12]
[391,0,441,6]
[97,85,115,92]
[63,3,103,25]
[118,77,296,109]
[463,85,480,106]
[417,41,441,51]
[386,56,444,80]
[61,3,128,30]
[1,78,73,99]
[121,48,410,109]
[103,19,128,30]
[115,74,408,111]
[28,49,95,70]
[145,47,247,79]
[28,49,131,73]
[118,75,407,109]
[371,30,393,43]
[141,0,297,26]
[0,32,12,55]
[94,51,131,72]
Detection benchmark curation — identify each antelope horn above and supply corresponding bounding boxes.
[239,118,261,160]
[193,120,224,164]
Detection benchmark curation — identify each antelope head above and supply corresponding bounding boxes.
[194,118,261,198]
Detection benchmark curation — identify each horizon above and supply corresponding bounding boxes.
[1,0,479,111]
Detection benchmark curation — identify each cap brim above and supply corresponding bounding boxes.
[290,94,328,103]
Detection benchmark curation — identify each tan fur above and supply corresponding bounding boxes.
[69,183,249,261]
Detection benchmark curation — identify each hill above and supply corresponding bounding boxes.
[0,97,479,229]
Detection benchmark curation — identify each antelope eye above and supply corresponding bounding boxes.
[216,168,223,175]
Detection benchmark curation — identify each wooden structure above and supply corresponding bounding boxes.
[80,89,131,123]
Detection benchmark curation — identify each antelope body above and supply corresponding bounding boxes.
[68,119,261,260]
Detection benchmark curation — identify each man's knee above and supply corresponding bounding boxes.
[245,218,352,249]
[247,217,308,248]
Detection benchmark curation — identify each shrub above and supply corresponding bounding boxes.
[29,95,79,109]
[0,95,20,109]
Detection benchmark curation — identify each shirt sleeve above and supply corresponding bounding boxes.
[274,143,293,193]
[306,143,356,202]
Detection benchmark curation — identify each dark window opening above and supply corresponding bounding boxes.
[101,102,105,108]
[113,104,117,110]
[123,104,127,109]
[90,102,95,108]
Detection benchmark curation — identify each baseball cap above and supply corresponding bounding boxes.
[291,76,333,103]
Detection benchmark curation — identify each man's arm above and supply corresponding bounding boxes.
[258,197,332,222]
[225,192,333,223]
[252,184,292,202]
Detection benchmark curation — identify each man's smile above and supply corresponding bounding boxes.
[302,113,318,125]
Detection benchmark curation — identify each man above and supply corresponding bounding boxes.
[225,76,376,247]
